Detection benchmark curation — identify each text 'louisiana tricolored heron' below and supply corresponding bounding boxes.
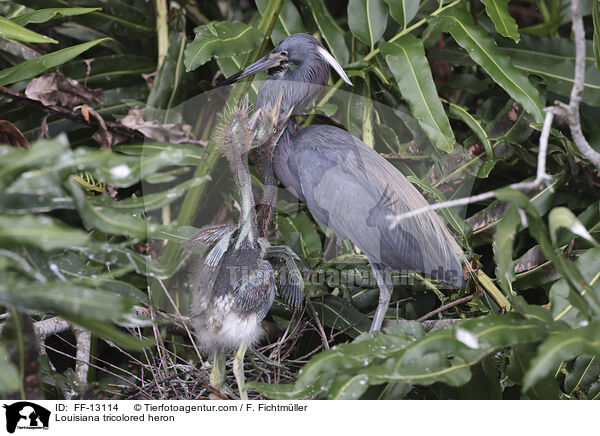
[186,97,302,399]
[220,33,466,331]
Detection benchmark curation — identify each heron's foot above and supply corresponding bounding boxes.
[233,344,248,400]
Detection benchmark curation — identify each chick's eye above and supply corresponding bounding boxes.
[280,50,288,56]
[272,127,277,134]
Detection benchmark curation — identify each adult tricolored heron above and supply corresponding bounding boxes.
[220,33,466,331]
[186,96,301,399]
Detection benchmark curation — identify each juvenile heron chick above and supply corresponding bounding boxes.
[187,95,295,399]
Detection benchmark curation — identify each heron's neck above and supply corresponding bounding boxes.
[231,152,257,244]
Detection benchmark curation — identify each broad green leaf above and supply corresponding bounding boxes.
[0,277,134,321]
[430,8,544,123]
[564,355,600,396]
[381,35,456,152]
[551,248,600,326]
[594,0,600,70]
[184,21,264,71]
[549,207,597,246]
[249,373,336,399]
[61,55,155,89]
[0,38,110,87]
[0,215,88,250]
[448,102,493,157]
[493,205,520,294]
[0,15,57,44]
[310,295,372,338]
[508,344,562,399]
[66,316,151,350]
[17,0,154,38]
[524,322,600,391]
[147,30,187,122]
[481,0,520,42]
[498,35,600,107]
[278,211,323,266]
[306,0,349,66]
[328,374,371,399]
[69,178,149,239]
[348,0,388,50]
[0,192,73,214]
[295,328,413,389]
[11,7,99,26]
[382,0,419,29]
[256,0,306,45]
[89,176,208,213]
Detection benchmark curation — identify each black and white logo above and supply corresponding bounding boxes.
[3,402,50,433]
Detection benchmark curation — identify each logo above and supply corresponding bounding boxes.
[3,402,50,434]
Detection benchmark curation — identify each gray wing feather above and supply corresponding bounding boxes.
[266,245,305,309]
[293,125,464,286]
[233,260,276,321]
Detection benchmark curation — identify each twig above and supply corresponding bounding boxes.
[0,85,138,139]
[388,0,597,227]
[552,0,600,170]
[306,298,330,350]
[416,294,474,322]
[71,325,91,387]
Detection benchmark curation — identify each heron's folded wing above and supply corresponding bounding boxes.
[293,125,464,286]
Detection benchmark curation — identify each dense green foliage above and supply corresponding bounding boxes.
[0,0,599,400]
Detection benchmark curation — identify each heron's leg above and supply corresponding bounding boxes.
[210,352,226,392]
[233,344,248,400]
[369,261,393,332]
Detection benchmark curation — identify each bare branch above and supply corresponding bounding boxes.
[557,0,600,170]
[388,0,597,227]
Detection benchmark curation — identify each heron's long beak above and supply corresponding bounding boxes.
[217,53,286,88]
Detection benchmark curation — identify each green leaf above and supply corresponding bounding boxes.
[382,0,419,29]
[68,177,148,239]
[497,35,600,107]
[0,278,134,322]
[0,215,88,250]
[0,38,110,87]
[0,344,19,394]
[311,295,372,337]
[524,322,600,391]
[66,316,151,350]
[493,205,520,294]
[549,207,597,246]
[564,355,600,395]
[88,176,208,213]
[0,15,57,44]
[593,0,600,71]
[61,55,155,89]
[430,7,544,123]
[256,0,306,45]
[306,0,349,66]
[348,0,388,50]
[448,102,493,157]
[481,0,520,42]
[184,21,264,71]
[551,248,600,326]
[328,374,371,399]
[381,35,456,152]
[278,211,323,266]
[11,7,100,26]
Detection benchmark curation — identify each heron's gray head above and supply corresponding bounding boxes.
[217,33,352,87]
